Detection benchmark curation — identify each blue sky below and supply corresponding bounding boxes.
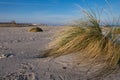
[0,0,120,25]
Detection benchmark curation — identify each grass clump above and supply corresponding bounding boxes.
[45,26,120,66]
[44,7,120,68]
[28,27,43,32]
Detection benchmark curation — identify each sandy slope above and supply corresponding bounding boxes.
[0,26,120,80]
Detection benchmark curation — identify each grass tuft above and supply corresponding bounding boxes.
[28,27,43,32]
[43,3,120,77]
[44,26,120,66]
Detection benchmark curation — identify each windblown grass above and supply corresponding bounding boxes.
[43,3,120,78]
[44,26,120,66]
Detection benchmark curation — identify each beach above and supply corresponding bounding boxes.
[0,26,120,80]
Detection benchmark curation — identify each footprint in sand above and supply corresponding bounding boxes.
[20,63,33,71]
[0,63,37,80]
[18,63,37,80]
[0,72,36,80]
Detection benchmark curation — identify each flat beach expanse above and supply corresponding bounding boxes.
[0,26,120,80]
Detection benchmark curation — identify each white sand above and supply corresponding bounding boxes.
[0,26,120,80]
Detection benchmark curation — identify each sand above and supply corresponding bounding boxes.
[0,26,120,80]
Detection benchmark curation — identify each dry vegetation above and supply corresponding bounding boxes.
[28,27,43,32]
[44,26,120,65]
[43,6,120,77]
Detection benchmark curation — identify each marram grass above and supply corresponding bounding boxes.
[42,2,120,78]
[44,5,120,67]
[44,26,120,67]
